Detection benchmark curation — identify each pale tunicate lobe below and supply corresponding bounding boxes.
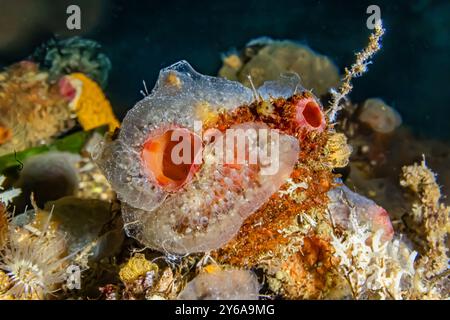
[358,98,402,134]
[94,61,305,254]
[177,269,260,300]
[93,61,254,212]
[123,122,299,254]
[328,184,394,240]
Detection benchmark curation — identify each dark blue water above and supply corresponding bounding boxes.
[1,0,449,139]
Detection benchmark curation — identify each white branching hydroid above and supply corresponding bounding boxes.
[328,20,385,122]
[331,207,418,300]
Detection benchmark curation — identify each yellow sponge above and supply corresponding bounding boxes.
[67,73,119,132]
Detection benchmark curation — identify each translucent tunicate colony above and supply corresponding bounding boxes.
[123,121,299,254]
[328,184,394,241]
[94,61,312,254]
[93,61,255,212]
[177,269,260,300]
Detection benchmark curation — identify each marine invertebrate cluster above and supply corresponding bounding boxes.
[400,158,449,279]
[94,62,304,254]
[0,16,446,301]
[0,61,74,155]
[0,223,69,299]
[94,48,400,300]
[59,73,119,132]
[331,219,418,299]
[32,37,112,89]
[219,39,340,97]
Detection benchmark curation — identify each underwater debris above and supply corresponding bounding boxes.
[177,268,260,300]
[59,73,119,132]
[358,98,402,134]
[0,61,74,155]
[32,37,112,89]
[219,39,340,97]
[400,159,449,279]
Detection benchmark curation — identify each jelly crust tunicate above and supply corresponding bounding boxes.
[93,61,304,254]
[123,121,299,254]
[177,269,260,300]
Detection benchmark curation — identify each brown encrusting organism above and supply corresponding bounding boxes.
[0,61,74,155]
[400,158,449,279]
[208,92,343,299]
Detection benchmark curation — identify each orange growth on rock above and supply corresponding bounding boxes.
[273,236,338,299]
[0,127,11,145]
[209,93,335,267]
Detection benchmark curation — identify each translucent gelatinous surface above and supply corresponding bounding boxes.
[328,184,394,241]
[123,122,299,254]
[93,61,304,254]
[93,61,254,212]
[177,269,260,300]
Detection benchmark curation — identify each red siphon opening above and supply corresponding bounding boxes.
[302,101,323,128]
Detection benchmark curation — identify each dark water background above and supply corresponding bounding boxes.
[0,0,449,139]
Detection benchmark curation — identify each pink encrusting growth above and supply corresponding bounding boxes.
[58,77,77,101]
[293,97,326,132]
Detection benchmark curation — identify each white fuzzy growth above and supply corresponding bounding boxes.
[0,227,68,299]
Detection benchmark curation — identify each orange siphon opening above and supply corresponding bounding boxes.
[142,128,202,191]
